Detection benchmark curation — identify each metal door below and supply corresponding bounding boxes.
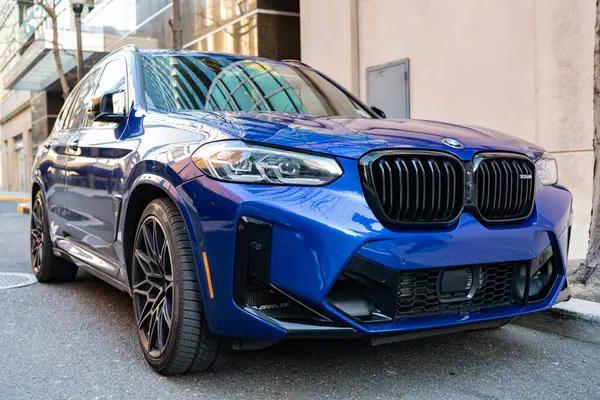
[367,59,410,119]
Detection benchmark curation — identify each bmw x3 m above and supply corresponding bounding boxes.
[31,46,572,375]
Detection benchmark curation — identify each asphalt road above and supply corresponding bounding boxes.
[0,201,599,400]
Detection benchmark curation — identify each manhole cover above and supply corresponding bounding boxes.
[0,273,37,289]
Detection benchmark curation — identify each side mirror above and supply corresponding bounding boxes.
[87,89,126,123]
[371,106,386,119]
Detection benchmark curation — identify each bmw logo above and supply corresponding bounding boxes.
[442,138,464,149]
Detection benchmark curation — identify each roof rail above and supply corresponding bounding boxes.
[281,59,311,68]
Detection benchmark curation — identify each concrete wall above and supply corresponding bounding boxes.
[1,106,32,192]
[300,0,594,259]
[301,0,359,94]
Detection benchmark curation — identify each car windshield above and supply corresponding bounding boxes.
[140,53,372,118]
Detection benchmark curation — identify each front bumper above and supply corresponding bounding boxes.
[177,157,573,341]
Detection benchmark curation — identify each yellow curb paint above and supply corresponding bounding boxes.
[0,197,30,203]
[17,203,30,215]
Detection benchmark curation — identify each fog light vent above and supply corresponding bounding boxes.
[234,216,334,325]
[512,244,558,304]
[246,276,288,309]
[326,257,398,323]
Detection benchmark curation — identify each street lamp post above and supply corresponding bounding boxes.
[70,0,94,82]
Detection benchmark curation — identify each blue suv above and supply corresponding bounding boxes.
[31,46,572,375]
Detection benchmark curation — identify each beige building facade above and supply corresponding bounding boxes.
[300,0,594,260]
[0,91,33,193]
[0,0,300,195]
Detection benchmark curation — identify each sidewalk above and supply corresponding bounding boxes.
[0,190,29,203]
[553,297,600,324]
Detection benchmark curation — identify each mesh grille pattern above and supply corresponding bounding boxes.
[395,263,517,318]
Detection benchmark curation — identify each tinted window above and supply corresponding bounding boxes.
[65,69,99,130]
[94,58,127,96]
[141,54,372,118]
[57,84,82,133]
[88,58,127,128]
[54,87,79,133]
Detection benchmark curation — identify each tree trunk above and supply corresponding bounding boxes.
[36,1,70,98]
[50,13,70,98]
[574,0,600,284]
[171,0,183,50]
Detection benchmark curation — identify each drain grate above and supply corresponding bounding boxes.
[0,272,38,289]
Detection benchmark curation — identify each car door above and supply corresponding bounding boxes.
[37,84,82,240]
[63,60,127,272]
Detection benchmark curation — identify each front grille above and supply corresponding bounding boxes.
[395,262,517,318]
[365,152,464,224]
[475,156,535,221]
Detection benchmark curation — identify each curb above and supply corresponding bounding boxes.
[16,202,31,215]
[550,298,600,324]
[515,298,600,345]
[0,196,30,203]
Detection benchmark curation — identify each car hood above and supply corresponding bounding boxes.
[172,111,544,160]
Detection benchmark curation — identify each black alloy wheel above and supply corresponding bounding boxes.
[30,191,78,282]
[131,198,230,375]
[30,196,44,275]
[132,215,174,358]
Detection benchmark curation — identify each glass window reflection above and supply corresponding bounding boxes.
[141,54,372,118]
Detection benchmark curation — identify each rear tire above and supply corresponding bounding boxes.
[131,198,230,375]
[30,191,78,282]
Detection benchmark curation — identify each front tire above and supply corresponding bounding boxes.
[30,191,78,282]
[131,198,230,375]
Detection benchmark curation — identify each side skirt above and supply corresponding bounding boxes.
[54,238,131,295]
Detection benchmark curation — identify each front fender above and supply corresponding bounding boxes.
[117,173,217,332]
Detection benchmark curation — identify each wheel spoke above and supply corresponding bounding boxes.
[156,306,165,354]
[31,249,37,267]
[133,278,161,293]
[32,247,41,271]
[29,198,45,274]
[31,241,41,256]
[134,249,161,278]
[137,296,155,328]
[30,227,41,239]
[133,215,175,358]
[161,300,172,329]
[147,309,158,352]
[142,223,155,258]
[32,200,43,227]
[152,219,160,261]
[158,237,167,268]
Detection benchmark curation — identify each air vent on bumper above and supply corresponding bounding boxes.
[233,217,334,324]
[327,245,560,323]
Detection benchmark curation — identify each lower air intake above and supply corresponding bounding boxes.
[395,263,518,318]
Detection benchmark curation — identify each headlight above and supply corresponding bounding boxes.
[535,152,558,185]
[192,140,343,185]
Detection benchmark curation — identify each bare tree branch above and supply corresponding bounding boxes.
[33,0,70,97]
